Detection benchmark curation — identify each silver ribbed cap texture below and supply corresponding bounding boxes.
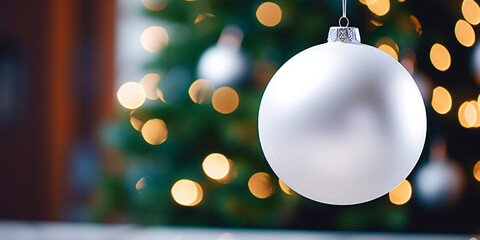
[327,27,361,44]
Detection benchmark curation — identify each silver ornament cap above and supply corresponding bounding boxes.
[327,26,361,44]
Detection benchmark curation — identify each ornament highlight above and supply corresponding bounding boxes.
[258,26,427,205]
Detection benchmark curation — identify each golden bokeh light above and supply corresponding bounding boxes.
[202,153,230,180]
[477,94,480,110]
[458,101,478,128]
[171,179,203,206]
[409,15,422,35]
[366,0,390,16]
[376,37,399,60]
[117,82,146,109]
[141,0,167,11]
[371,19,384,27]
[358,0,367,5]
[256,2,282,27]
[458,101,470,128]
[430,43,451,71]
[219,160,237,183]
[378,45,398,60]
[465,101,477,127]
[474,160,480,181]
[212,87,239,114]
[389,180,412,205]
[189,79,215,104]
[462,0,480,25]
[156,88,167,103]
[431,86,452,114]
[455,19,476,47]
[140,73,161,100]
[248,172,274,199]
[471,100,480,127]
[141,119,168,145]
[136,177,146,190]
[278,179,294,195]
[130,115,144,131]
[194,13,215,24]
[376,37,399,52]
[140,26,169,53]
[130,110,148,131]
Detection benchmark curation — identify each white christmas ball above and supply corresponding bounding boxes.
[258,41,427,205]
[414,160,465,209]
[197,45,247,87]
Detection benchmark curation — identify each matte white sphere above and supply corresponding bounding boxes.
[258,42,427,205]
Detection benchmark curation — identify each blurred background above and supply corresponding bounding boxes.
[1,0,480,235]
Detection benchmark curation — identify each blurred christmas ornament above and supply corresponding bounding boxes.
[471,42,480,86]
[414,138,465,209]
[258,2,426,205]
[197,25,248,87]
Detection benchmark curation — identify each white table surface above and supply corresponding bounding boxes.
[0,221,476,240]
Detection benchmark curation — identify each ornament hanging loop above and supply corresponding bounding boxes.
[328,0,360,43]
[338,16,349,27]
[339,0,349,27]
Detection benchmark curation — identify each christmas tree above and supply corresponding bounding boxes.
[96,0,480,233]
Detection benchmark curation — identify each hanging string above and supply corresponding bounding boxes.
[339,0,349,27]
